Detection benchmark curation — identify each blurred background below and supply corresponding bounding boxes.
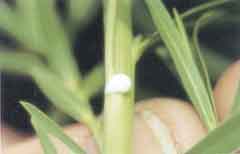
[1,0,240,134]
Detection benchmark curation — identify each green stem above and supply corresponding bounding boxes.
[103,0,134,154]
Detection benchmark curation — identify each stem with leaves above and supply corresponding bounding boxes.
[103,0,134,154]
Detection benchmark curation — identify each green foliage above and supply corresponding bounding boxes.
[0,0,103,150]
[30,67,95,125]
[186,111,240,154]
[181,0,233,19]
[0,0,78,88]
[0,3,23,41]
[1,0,240,154]
[0,51,44,75]
[15,0,45,52]
[21,101,85,154]
[68,0,99,34]
[145,0,218,130]
[192,11,223,122]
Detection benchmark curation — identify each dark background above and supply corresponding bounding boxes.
[1,0,240,133]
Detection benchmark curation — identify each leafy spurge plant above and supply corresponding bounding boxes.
[0,0,239,154]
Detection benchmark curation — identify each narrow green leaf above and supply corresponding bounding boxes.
[15,0,45,53]
[0,3,23,40]
[133,0,233,61]
[30,66,96,127]
[156,45,232,80]
[26,0,82,88]
[192,11,223,120]
[173,9,196,65]
[32,124,57,154]
[3,0,83,97]
[30,66,102,146]
[34,0,69,48]
[21,102,85,154]
[186,111,240,154]
[0,51,44,75]
[174,10,217,124]
[231,83,240,115]
[67,0,99,34]
[145,0,217,130]
[181,0,235,19]
[0,52,96,130]
[83,64,105,97]
[0,2,13,30]
[192,11,223,80]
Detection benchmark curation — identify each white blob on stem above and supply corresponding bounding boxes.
[105,73,132,94]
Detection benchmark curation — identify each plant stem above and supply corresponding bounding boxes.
[103,0,134,154]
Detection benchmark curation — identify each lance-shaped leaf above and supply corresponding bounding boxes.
[0,51,44,75]
[0,50,98,134]
[145,0,217,130]
[21,101,85,154]
[15,0,45,53]
[67,0,100,35]
[0,2,23,40]
[15,0,82,88]
[30,66,97,128]
[192,11,223,121]
[186,111,240,154]
[181,0,235,19]
[37,0,82,87]
[32,124,57,154]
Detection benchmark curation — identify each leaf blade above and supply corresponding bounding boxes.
[186,111,240,154]
[0,51,44,75]
[181,0,235,19]
[192,11,222,122]
[25,0,82,88]
[144,0,217,130]
[21,102,85,154]
[67,0,100,34]
[0,3,23,40]
[15,0,45,52]
[31,122,57,154]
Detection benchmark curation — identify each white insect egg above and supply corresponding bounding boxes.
[105,73,132,94]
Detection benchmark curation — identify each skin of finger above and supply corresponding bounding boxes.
[3,115,167,154]
[136,98,207,153]
[4,60,240,154]
[214,60,240,121]
[5,98,207,154]
[133,114,164,154]
[1,125,31,147]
